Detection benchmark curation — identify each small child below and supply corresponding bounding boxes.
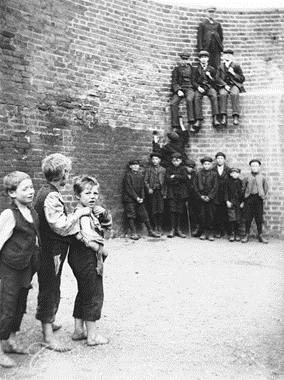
[122,159,160,240]
[241,159,268,243]
[193,156,218,241]
[224,167,244,242]
[184,159,199,236]
[68,175,111,346]
[165,152,189,238]
[144,152,166,234]
[0,171,40,368]
[34,153,91,352]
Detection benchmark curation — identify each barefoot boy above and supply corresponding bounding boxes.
[0,171,40,367]
[34,153,91,352]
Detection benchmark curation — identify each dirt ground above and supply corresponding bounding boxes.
[1,236,284,380]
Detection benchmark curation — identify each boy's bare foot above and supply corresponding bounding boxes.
[52,323,62,332]
[0,353,16,368]
[4,342,28,355]
[71,331,87,341]
[42,338,72,352]
[87,335,109,346]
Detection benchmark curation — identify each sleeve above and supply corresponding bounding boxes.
[233,64,245,83]
[215,66,227,88]
[171,67,182,94]
[180,130,189,147]
[97,208,112,230]
[144,168,151,191]
[218,23,223,45]
[0,209,15,251]
[44,192,80,236]
[224,179,229,202]
[193,172,202,199]
[242,177,248,195]
[123,173,139,201]
[208,173,219,200]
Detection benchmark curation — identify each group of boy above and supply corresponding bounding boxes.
[170,48,245,133]
[123,149,268,244]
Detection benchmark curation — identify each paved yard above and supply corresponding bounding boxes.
[1,236,284,380]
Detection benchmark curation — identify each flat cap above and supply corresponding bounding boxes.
[167,132,179,141]
[185,159,196,168]
[223,48,234,55]
[215,151,226,159]
[150,152,162,159]
[230,167,241,173]
[128,159,140,166]
[179,51,191,59]
[200,156,213,164]
[199,50,209,57]
[249,159,261,166]
[207,6,216,12]
[171,152,183,159]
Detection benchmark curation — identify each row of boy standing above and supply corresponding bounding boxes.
[122,150,268,244]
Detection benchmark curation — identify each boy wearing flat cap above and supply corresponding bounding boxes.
[241,159,268,243]
[197,7,223,69]
[170,51,195,129]
[216,48,245,126]
[122,160,161,240]
[185,159,199,236]
[192,50,220,131]
[193,156,218,240]
[144,153,166,234]
[211,151,230,238]
[165,153,189,238]
[224,167,244,242]
[152,119,189,168]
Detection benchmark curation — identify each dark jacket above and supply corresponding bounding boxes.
[122,170,145,203]
[152,130,189,168]
[194,169,219,203]
[165,165,189,200]
[192,64,217,91]
[144,165,166,197]
[224,177,244,206]
[197,19,223,52]
[211,164,231,205]
[0,203,40,270]
[216,62,245,92]
[171,64,195,93]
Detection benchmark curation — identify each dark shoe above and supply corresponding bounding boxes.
[213,115,220,127]
[192,228,200,237]
[130,234,139,240]
[208,234,215,241]
[229,234,235,242]
[189,123,196,132]
[258,234,268,244]
[148,230,161,238]
[199,233,206,240]
[221,114,227,126]
[157,227,163,235]
[214,233,221,239]
[193,119,202,130]
[167,229,175,238]
[175,229,186,238]
[235,235,241,242]
[241,234,249,243]
[233,115,239,125]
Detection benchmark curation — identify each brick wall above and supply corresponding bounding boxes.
[0,0,284,237]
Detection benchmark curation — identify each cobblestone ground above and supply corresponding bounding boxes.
[1,236,284,380]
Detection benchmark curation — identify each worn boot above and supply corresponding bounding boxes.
[233,114,239,125]
[213,115,220,127]
[221,114,227,126]
[175,214,186,238]
[241,234,249,243]
[229,234,235,242]
[258,234,268,244]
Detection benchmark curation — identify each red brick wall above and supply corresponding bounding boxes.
[0,0,283,237]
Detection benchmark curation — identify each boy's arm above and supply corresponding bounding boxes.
[93,206,112,229]
[263,177,269,196]
[123,173,139,201]
[0,209,15,251]
[44,192,89,236]
[77,215,104,247]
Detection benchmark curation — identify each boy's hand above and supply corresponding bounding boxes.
[177,90,184,97]
[136,197,143,203]
[225,85,231,92]
[226,201,232,208]
[148,189,153,194]
[153,134,159,143]
[198,86,205,93]
[228,67,235,75]
[240,202,244,208]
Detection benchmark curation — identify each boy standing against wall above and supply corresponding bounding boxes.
[241,159,268,243]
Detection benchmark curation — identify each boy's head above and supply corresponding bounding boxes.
[230,167,241,179]
[42,153,72,185]
[199,51,209,65]
[167,132,179,142]
[3,171,34,205]
[185,159,196,173]
[215,152,226,166]
[150,153,162,166]
[206,6,216,19]
[171,153,182,167]
[223,48,234,62]
[249,159,261,174]
[73,175,99,208]
[128,159,140,173]
[200,156,213,170]
[179,51,191,66]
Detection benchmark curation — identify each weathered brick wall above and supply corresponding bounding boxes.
[0,0,284,237]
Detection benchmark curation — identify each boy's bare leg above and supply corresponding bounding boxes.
[71,318,87,341]
[42,322,71,352]
[4,332,28,354]
[0,341,16,368]
[86,321,109,346]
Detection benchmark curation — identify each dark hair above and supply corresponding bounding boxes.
[73,175,99,196]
